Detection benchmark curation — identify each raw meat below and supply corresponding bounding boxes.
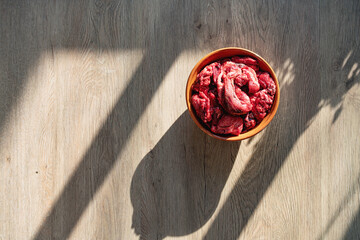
[223,76,252,115]
[231,56,259,71]
[241,66,260,94]
[192,65,212,92]
[250,89,274,121]
[257,72,276,96]
[191,92,212,123]
[244,112,256,130]
[231,56,257,65]
[211,114,243,135]
[191,56,276,136]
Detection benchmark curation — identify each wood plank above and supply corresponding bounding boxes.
[0,0,359,239]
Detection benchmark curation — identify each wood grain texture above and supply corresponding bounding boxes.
[0,0,359,240]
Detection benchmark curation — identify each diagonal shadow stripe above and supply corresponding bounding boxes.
[343,205,360,240]
[202,85,318,239]
[202,114,294,240]
[32,48,180,240]
[316,175,360,240]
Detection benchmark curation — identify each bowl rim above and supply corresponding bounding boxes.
[186,47,280,141]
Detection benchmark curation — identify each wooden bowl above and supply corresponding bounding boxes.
[186,47,280,141]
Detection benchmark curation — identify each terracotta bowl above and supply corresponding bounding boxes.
[186,47,280,141]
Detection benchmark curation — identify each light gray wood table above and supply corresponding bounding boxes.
[1,1,359,239]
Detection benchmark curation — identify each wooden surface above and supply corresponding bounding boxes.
[0,1,359,239]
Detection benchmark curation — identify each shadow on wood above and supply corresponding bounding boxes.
[31,49,180,240]
[202,1,360,236]
[1,0,358,239]
[202,55,360,240]
[130,112,240,239]
[343,208,360,240]
[27,0,234,239]
[316,175,360,240]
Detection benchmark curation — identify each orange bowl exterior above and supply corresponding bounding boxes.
[186,47,280,141]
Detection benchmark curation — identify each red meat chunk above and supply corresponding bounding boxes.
[242,66,260,94]
[211,114,243,135]
[231,56,259,71]
[215,72,225,107]
[211,106,223,125]
[231,56,258,65]
[244,112,256,130]
[207,89,217,106]
[223,76,252,115]
[191,92,212,123]
[250,89,274,121]
[248,65,259,72]
[192,65,213,92]
[258,72,276,96]
[212,62,221,81]
[222,61,241,76]
[205,89,223,124]
[234,73,248,87]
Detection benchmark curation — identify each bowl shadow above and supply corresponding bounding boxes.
[130,111,240,239]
